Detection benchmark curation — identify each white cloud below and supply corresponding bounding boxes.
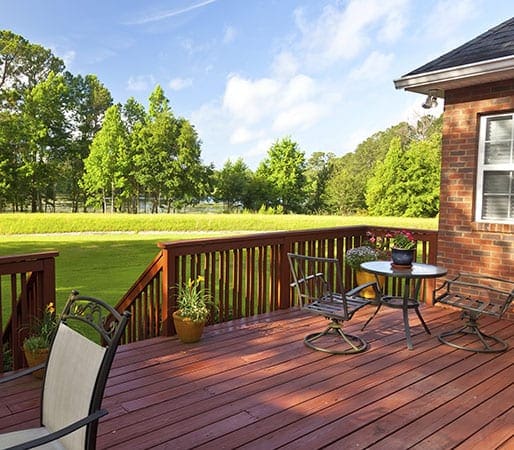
[428,0,477,40]
[245,138,274,159]
[273,102,326,132]
[278,74,316,108]
[223,25,237,44]
[222,72,331,133]
[272,51,299,79]
[344,127,376,154]
[127,0,217,25]
[223,75,280,124]
[350,51,394,80]
[126,75,155,92]
[229,127,264,144]
[169,77,193,91]
[294,0,408,69]
[60,49,76,67]
[191,0,415,168]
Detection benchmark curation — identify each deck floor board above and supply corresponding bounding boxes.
[1,304,513,449]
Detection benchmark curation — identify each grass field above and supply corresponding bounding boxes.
[0,212,437,234]
[0,213,438,308]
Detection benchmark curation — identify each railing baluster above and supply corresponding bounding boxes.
[0,252,59,373]
[106,226,439,345]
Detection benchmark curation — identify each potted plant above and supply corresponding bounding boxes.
[172,276,212,343]
[389,230,416,266]
[345,246,380,271]
[23,302,58,378]
[345,245,385,298]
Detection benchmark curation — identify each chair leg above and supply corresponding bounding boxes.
[304,320,368,355]
[438,314,509,353]
[361,303,382,331]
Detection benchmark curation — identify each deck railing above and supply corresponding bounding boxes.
[0,227,439,370]
[0,251,58,373]
[113,226,438,344]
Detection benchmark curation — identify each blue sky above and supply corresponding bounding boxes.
[1,1,513,169]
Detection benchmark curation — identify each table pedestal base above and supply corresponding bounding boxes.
[362,295,431,350]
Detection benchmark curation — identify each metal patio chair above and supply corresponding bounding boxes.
[287,253,378,354]
[0,291,130,450]
[434,272,513,353]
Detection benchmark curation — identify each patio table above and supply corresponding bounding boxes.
[360,261,447,350]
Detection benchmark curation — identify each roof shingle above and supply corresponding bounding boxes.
[406,16,514,76]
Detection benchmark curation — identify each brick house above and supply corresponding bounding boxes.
[394,17,514,286]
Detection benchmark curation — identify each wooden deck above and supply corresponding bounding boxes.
[1,303,513,449]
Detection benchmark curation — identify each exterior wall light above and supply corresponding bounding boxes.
[422,89,439,109]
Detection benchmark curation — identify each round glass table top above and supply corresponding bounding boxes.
[360,261,447,279]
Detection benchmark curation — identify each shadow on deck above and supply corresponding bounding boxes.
[1,304,513,449]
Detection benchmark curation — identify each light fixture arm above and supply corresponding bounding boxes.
[421,89,440,109]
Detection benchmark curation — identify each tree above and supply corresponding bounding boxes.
[0,31,66,212]
[20,71,69,212]
[133,86,178,213]
[366,132,441,217]
[167,119,211,211]
[123,97,146,132]
[63,73,112,211]
[304,151,335,213]
[324,153,362,214]
[256,137,307,213]
[214,158,253,211]
[0,30,64,93]
[0,110,21,209]
[82,104,127,212]
[325,122,413,214]
[121,97,146,213]
[412,114,443,141]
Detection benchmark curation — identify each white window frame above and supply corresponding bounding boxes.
[475,113,514,223]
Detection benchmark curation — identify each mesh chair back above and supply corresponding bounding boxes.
[43,323,106,448]
[41,292,130,449]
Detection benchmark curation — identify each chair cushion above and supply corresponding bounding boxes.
[0,427,66,449]
[43,323,106,449]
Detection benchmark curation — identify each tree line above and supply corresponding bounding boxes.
[0,30,441,217]
[216,116,441,217]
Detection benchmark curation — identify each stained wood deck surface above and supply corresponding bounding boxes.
[1,303,513,449]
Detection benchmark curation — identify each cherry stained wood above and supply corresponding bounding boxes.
[1,304,512,449]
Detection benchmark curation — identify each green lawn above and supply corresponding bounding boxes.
[0,213,438,308]
[0,212,437,234]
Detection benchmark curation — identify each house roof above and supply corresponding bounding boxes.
[394,17,514,96]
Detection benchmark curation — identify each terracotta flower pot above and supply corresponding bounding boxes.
[172,310,206,343]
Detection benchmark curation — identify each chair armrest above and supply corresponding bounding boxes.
[2,409,108,450]
[347,281,380,299]
[0,363,46,384]
[434,272,513,318]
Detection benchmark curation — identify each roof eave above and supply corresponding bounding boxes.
[394,55,514,96]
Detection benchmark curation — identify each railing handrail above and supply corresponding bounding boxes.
[0,251,59,274]
[157,226,368,253]
[114,226,438,344]
[1,251,58,373]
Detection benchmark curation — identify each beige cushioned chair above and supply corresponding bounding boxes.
[0,291,130,450]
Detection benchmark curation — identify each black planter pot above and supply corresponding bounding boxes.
[391,248,415,266]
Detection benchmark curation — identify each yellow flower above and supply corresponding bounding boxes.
[197,275,204,283]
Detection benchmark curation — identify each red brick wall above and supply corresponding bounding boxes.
[439,79,514,317]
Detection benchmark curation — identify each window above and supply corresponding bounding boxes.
[476,114,514,223]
